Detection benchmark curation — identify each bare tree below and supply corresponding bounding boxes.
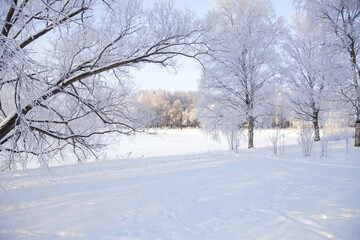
[198,0,282,149]
[0,0,207,170]
[299,0,360,146]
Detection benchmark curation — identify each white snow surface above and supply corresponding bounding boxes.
[1,129,360,239]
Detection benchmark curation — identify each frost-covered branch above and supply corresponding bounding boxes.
[0,0,208,169]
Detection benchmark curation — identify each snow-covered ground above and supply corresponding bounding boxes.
[52,128,299,167]
[1,129,360,239]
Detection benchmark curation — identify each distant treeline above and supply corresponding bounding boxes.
[138,90,200,128]
[138,89,350,131]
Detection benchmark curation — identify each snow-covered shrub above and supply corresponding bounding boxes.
[222,117,244,151]
[320,137,328,157]
[269,128,285,156]
[298,126,314,157]
[197,93,245,151]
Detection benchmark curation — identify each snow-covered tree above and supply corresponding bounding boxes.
[298,0,360,146]
[283,12,331,142]
[169,99,182,128]
[0,0,206,170]
[198,0,283,149]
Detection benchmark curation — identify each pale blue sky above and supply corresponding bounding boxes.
[133,0,294,92]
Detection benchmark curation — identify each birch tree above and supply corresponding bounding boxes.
[283,12,331,142]
[299,0,360,146]
[0,0,207,170]
[198,0,282,149]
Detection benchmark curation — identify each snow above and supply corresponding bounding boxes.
[93,128,299,162]
[1,129,360,239]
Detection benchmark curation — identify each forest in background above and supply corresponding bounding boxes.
[137,88,354,131]
[138,90,199,128]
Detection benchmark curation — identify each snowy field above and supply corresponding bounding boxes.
[1,129,360,239]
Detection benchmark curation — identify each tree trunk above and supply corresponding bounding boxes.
[355,119,360,147]
[313,112,320,142]
[248,116,254,149]
[349,47,360,147]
